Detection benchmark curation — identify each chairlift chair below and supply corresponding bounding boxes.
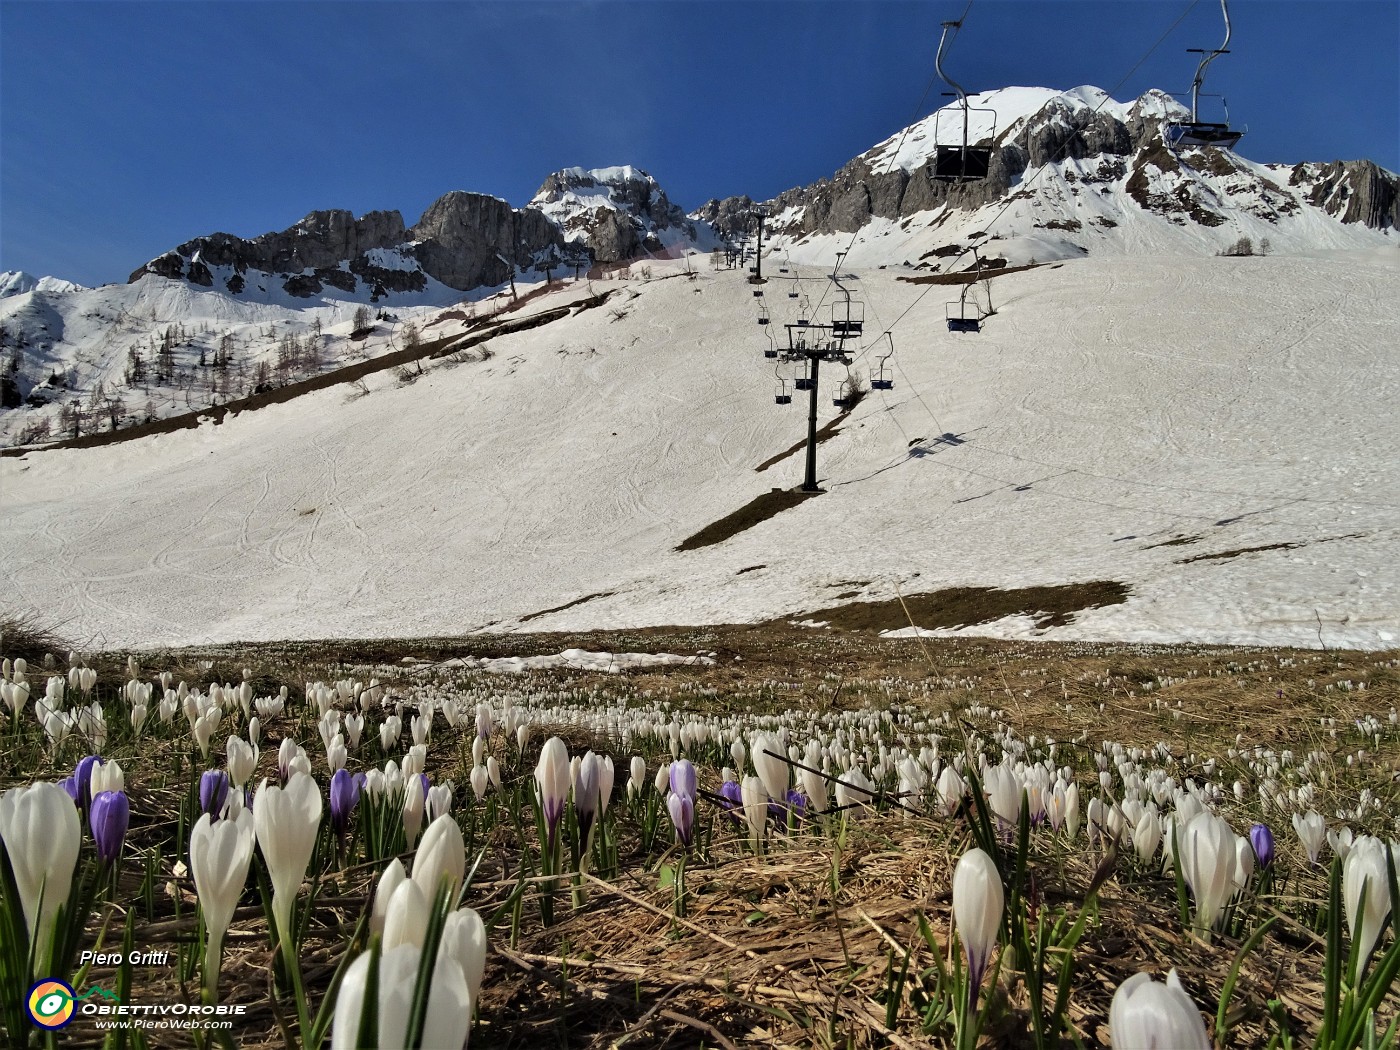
[831,300,864,338]
[774,365,792,405]
[832,370,854,408]
[794,359,814,391]
[929,20,997,184]
[871,335,895,390]
[946,286,982,333]
[1165,0,1244,150]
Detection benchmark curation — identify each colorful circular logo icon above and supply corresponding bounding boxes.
[27,979,76,1029]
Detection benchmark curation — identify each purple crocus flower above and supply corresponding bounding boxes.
[1249,822,1275,868]
[669,759,697,802]
[60,775,80,803]
[770,789,809,832]
[718,779,743,815]
[667,792,695,848]
[200,770,229,821]
[91,790,129,863]
[74,754,103,817]
[330,768,361,836]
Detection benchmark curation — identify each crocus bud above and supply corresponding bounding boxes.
[936,765,965,818]
[1249,823,1275,868]
[73,754,103,817]
[535,737,570,852]
[402,775,426,849]
[331,943,470,1050]
[575,752,606,848]
[1109,969,1210,1049]
[201,770,230,821]
[253,772,322,951]
[0,781,82,968]
[329,768,360,837]
[628,756,646,799]
[1328,825,1354,861]
[668,758,696,802]
[225,736,255,788]
[326,734,347,774]
[1134,810,1162,865]
[1292,810,1326,865]
[741,776,768,852]
[952,847,1004,1007]
[487,756,501,791]
[1179,811,1234,937]
[412,814,466,906]
[90,758,124,796]
[667,791,695,848]
[750,732,788,801]
[1064,782,1082,839]
[189,808,255,977]
[439,907,488,1009]
[370,858,407,936]
[91,790,129,863]
[382,878,430,950]
[1232,835,1255,891]
[1344,836,1395,982]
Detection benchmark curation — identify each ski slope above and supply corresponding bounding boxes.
[3,249,1398,650]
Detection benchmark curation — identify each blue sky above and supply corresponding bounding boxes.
[3,1,1396,286]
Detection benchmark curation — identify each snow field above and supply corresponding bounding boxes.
[2,249,1398,650]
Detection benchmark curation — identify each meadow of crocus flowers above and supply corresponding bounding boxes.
[1,623,1397,1048]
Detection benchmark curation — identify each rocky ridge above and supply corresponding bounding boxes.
[129,167,711,302]
[697,86,1398,260]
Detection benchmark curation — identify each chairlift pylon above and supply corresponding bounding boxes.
[930,19,996,184]
[1166,0,1244,149]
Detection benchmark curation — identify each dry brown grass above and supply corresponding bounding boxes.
[19,624,1397,1048]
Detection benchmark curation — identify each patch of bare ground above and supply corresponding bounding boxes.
[518,591,615,623]
[1179,533,1367,564]
[755,391,865,473]
[675,488,824,552]
[1141,534,1202,550]
[897,262,1045,285]
[797,581,1131,632]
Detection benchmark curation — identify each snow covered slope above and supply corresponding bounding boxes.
[0,272,467,444]
[4,250,1397,650]
[0,272,86,298]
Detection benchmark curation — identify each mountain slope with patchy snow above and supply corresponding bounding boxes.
[4,249,1397,650]
[698,85,1396,270]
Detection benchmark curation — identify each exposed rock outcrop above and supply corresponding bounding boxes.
[1292,159,1400,228]
[407,191,563,288]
